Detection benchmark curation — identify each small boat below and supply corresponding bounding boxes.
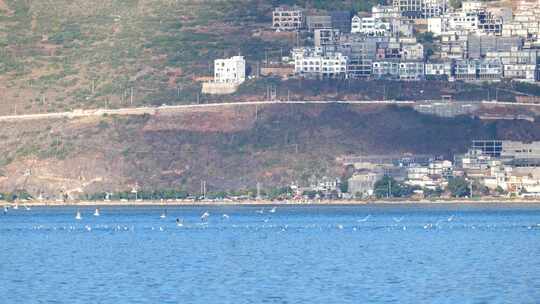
[93,208,100,217]
[13,203,19,210]
[75,210,82,220]
[160,210,167,219]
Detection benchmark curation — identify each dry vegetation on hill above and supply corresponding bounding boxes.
[1,104,539,197]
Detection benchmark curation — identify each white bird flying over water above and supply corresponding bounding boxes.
[393,216,404,223]
[201,211,210,221]
[269,207,276,213]
[222,214,230,220]
[357,215,371,222]
[447,215,455,222]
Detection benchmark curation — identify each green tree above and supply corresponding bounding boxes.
[374,176,415,198]
[447,177,470,197]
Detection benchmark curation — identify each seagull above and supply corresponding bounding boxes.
[255,208,264,214]
[176,218,184,227]
[160,210,167,219]
[222,214,230,220]
[357,215,371,222]
[393,216,404,223]
[447,215,455,222]
[337,224,344,230]
[201,211,210,221]
[269,207,276,213]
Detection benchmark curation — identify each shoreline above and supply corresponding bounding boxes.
[5,198,540,207]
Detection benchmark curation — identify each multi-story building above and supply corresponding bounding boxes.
[331,11,353,33]
[338,35,380,78]
[372,5,401,20]
[467,35,523,59]
[425,61,453,79]
[314,28,341,48]
[393,0,447,19]
[399,61,425,80]
[273,7,304,31]
[400,42,424,60]
[348,171,384,197]
[214,56,246,84]
[351,16,392,36]
[306,15,332,32]
[429,8,502,36]
[454,59,502,81]
[485,49,539,81]
[372,60,424,80]
[292,48,348,79]
[372,60,400,79]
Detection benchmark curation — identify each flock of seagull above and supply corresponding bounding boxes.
[2,204,470,232]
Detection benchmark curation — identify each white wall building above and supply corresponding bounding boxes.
[293,48,348,78]
[214,56,246,84]
[273,7,304,31]
[351,16,392,36]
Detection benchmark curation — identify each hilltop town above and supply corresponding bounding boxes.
[203,0,540,97]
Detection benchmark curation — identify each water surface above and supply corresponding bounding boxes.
[1,204,540,303]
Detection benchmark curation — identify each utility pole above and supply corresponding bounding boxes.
[255,104,258,121]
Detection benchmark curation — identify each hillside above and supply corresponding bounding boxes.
[1,0,538,117]
[1,104,540,198]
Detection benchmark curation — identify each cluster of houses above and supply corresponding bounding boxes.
[272,0,540,82]
[345,140,540,198]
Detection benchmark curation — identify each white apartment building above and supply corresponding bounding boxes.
[425,61,453,78]
[400,43,424,60]
[273,7,304,31]
[372,5,400,20]
[351,16,392,36]
[392,0,447,19]
[293,48,348,78]
[214,56,246,84]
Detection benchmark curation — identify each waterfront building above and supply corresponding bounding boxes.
[348,171,384,197]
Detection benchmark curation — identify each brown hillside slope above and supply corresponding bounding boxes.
[0,104,539,197]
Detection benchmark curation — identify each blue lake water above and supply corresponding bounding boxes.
[1,204,540,303]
